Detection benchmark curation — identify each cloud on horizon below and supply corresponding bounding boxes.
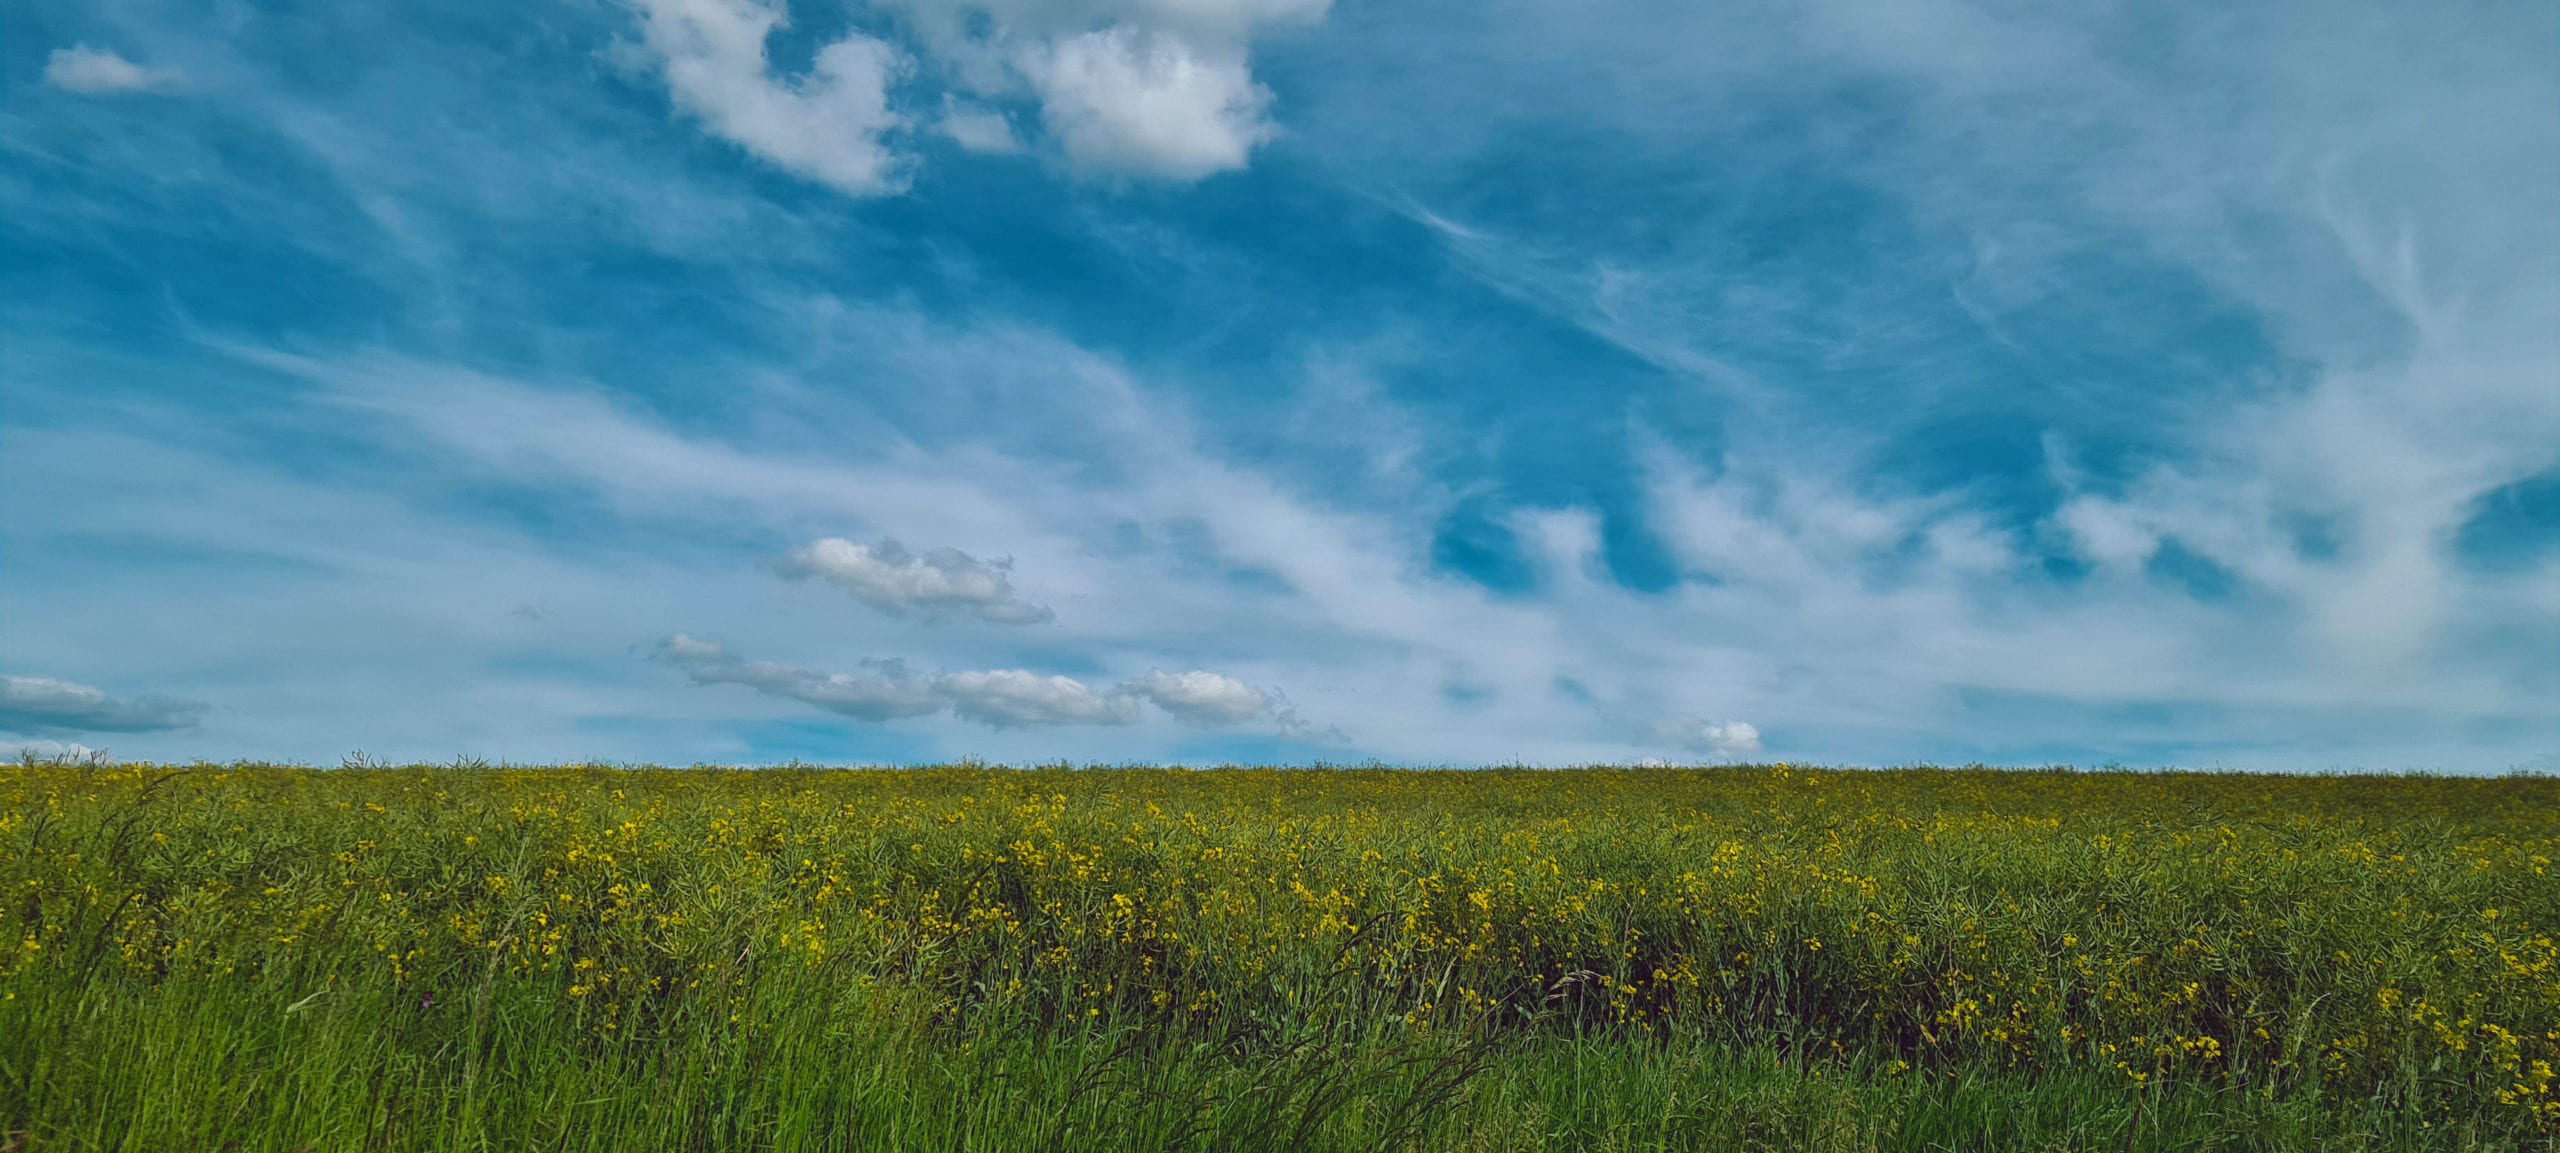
[1654,719,1763,763]
[657,635,1286,731]
[0,676,205,737]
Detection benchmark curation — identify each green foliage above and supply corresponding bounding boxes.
[2,763,2554,1150]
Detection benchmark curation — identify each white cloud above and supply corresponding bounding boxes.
[886,0,1328,181]
[626,0,907,194]
[9,0,2553,772]
[937,95,1023,152]
[1312,0,2554,765]
[938,669,1140,727]
[0,675,203,735]
[1129,669,1271,724]
[11,740,107,765]
[1020,28,1273,179]
[2053,496,2160,573]
[658,636,1282,730]
[202,308,2553,769]
[43,46,178,95]
[618,0,1328,189]
[778,537,1054,623]
[1654,718,1763,762]
[657,635,945,720]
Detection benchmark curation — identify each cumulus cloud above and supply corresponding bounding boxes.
[1654,718,1764,762]
[939,669,1141,727]
[1128,669,1271,724]
[1019,28,1274,179]
[11,740,108,764]
[964,0,1333,181]
[43,46,179,94]
[0,676,204,735]
[777,537,1053,623]
[656,634,943,720]
[657,635,1281,729]
[626,0,907,194]
[618,0,1326,188]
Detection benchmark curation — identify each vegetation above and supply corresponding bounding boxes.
[3,762,2554,1151]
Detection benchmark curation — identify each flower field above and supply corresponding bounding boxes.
[4,763,2555,1150]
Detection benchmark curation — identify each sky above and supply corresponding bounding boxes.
[2,0,2554,770]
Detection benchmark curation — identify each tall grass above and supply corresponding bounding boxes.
[3,763,2553,1150]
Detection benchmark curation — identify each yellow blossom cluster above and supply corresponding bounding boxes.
[3,762,2553,1127]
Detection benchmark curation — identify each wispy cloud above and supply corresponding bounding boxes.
[4,0,2549,772]
[43,46,179,95]
[176,320,2555,768]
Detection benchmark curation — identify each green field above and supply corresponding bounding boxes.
[3,763,2554,1151]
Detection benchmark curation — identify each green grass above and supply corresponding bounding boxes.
[3,763,2554,1150]
[17,974,2532,1152]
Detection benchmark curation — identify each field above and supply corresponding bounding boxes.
[3,763,2555,1151]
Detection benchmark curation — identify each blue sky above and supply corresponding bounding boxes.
[3,0,2554,769]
